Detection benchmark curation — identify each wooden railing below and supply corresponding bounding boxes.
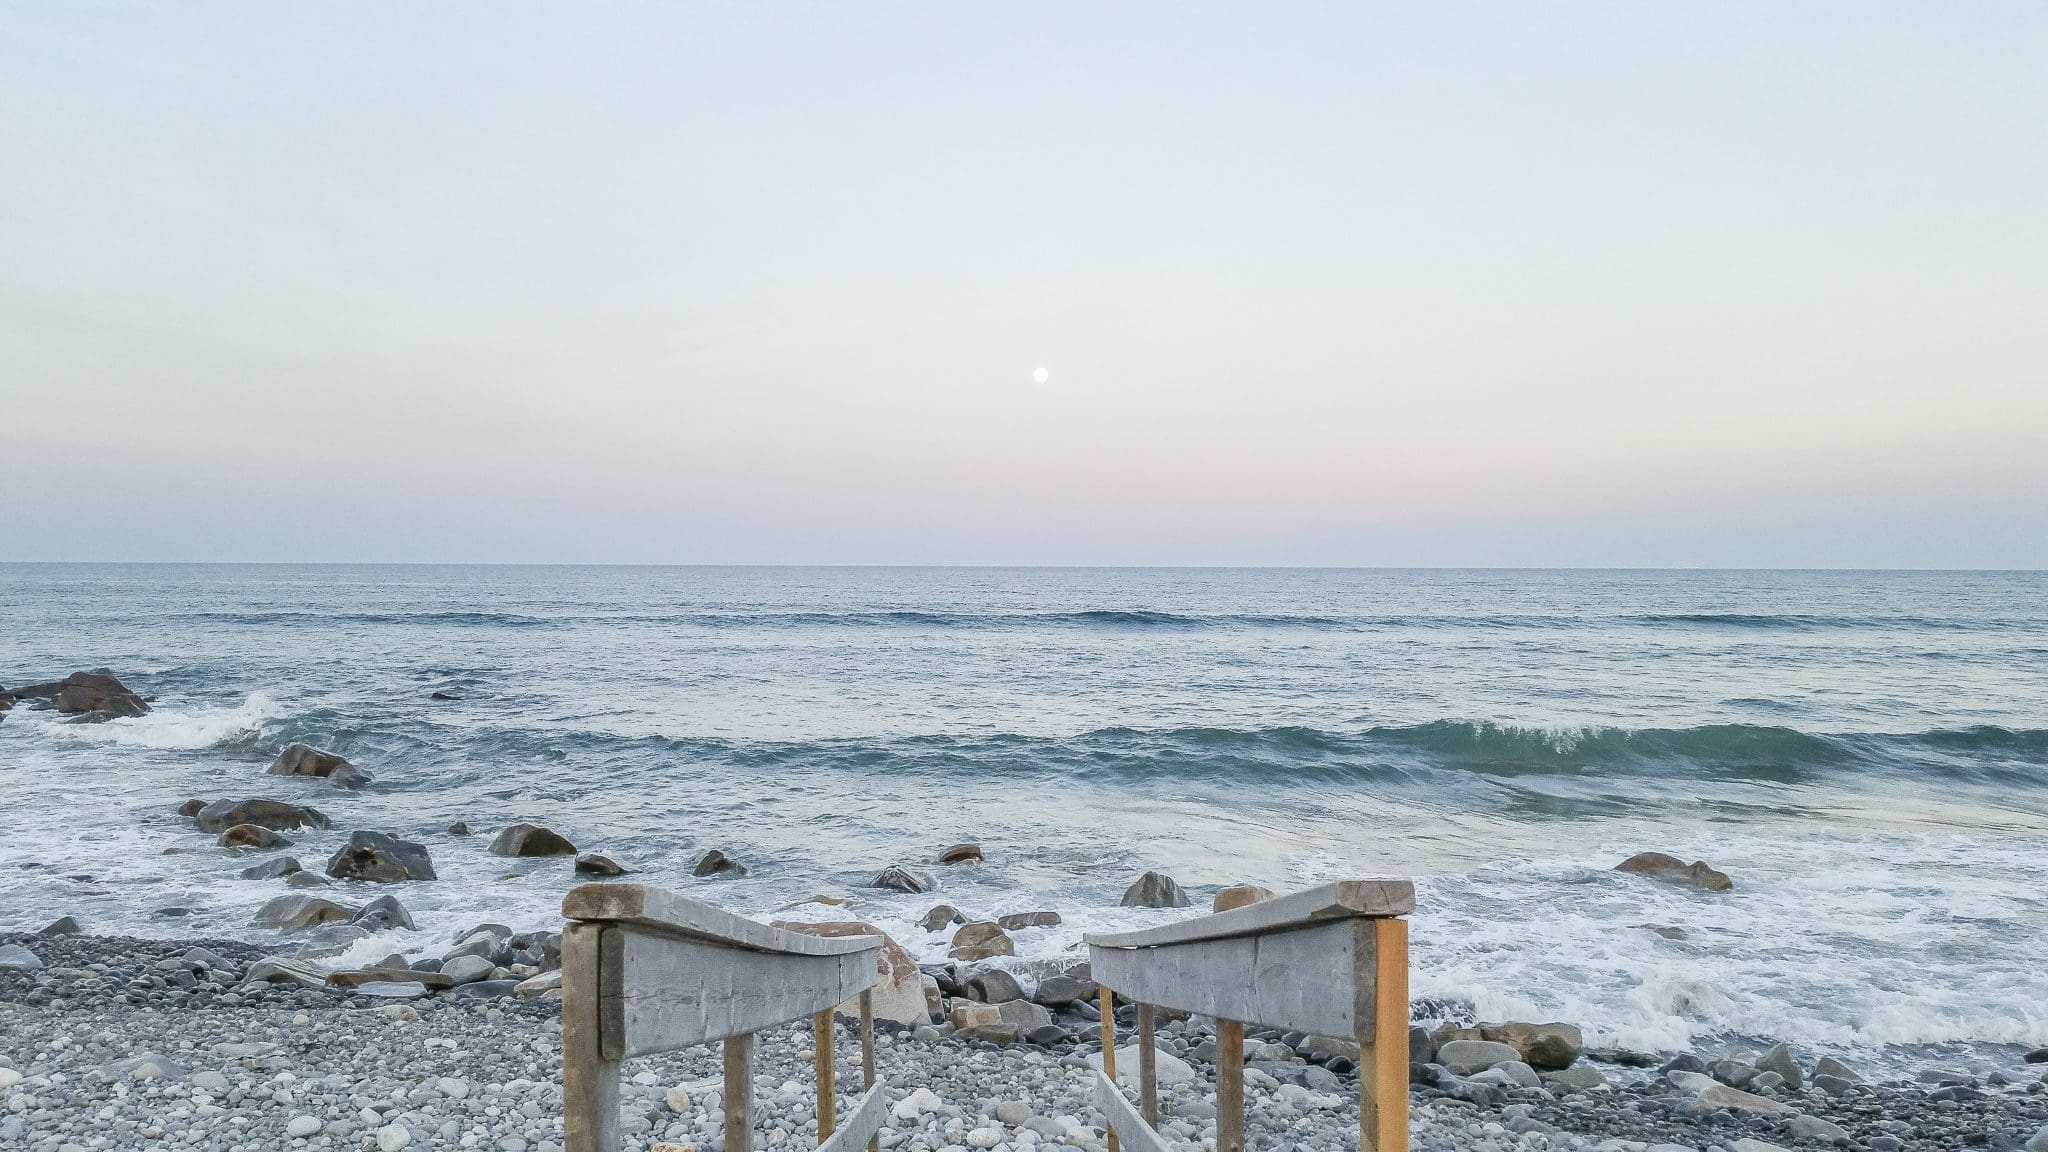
[1085,880,1415,1152]
[562,883,892,1152]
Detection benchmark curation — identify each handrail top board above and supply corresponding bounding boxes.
[562,883,881,957]
[1084,879,1413,949]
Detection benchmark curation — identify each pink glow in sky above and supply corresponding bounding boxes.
[3,4,2044,565]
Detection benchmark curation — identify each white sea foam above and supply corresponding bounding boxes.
[9,692,287,750]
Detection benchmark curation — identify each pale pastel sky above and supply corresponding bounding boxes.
[2,3,2044,565]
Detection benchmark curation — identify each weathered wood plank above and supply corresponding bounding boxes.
[564,884,882,956]
[1083,880,1413,949]
[1366,917,1410,1152]
[562,922,620,1152]
[1092,1071,1176,1152]
[1100,987,1119,1152]
[725,1034,754,1152]
[815,1084,888,1152]
[604,930,880,1057]
[1216,1019,1245,1152]
[1087,919,1374,1039]
[1136,1004,1157,1125]
[815,1010,836,1140]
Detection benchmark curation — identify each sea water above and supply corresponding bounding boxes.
[2,565,2044,1066]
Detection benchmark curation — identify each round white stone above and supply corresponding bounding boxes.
[287,1116,322,1138]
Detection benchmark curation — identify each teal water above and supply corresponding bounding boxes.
[2,565,2045,1057]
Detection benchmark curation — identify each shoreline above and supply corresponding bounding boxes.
[5,929,2047,1152]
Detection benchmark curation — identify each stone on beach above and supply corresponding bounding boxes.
[17,670,152,716]
[325,831,437,882]
[869,864,935,893]
[691,849,746,877]
[574,851,633,877]
[267,742,373,788]
[1616,851,1734,891]
[1120,870,1190,907]
[948,920,1015,961]
[0,944,43,971]
[1436,1038,1521,1076]
[350,893,416,931]
[218,823,293,850]
[1212,883,1274,913]
[252,894,355,932]
[195,798,330,833]
[488,822,578,857]
[1479,1020,1584,1071]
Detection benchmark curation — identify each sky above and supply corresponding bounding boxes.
[2,3,2044,566]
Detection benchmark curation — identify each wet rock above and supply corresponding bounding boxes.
[267,742,372,788]
[574,852,634,877]
[218,823,293,850]
[869,865,935,894]
[996,999,1053,1030]
[326,831,437,882]
[1032,975,1097,1006]
[1212,883,1274,913]
[330,967,453,991]
[350,894,416,932]
[949,921,1015,961]
[431,690,459,701]
[195,798,330,833]
[937,843,983,864]
[691,849,746,877]
[772,920,929,1026]
[177,799,207,818]
[447,821,472,836]
[441,954,497,985]
[967,969,1025,1005]
[0,944,43,971]
[1812,1054,1861,1081]
[240,856,304,880]
[1615,851,1733,891]
[252,894,356,932]
[488,822,577,857]
[36,915,80,937]
[1756,1041,1803,1089]
[1436,1039,1520,1076]
[1121,870,1190,908]
[920,905,966,932]
[996,911,1061,930]
[1479,1021,1584,1071]
[240,956,328,990]
[286,871,331,889]
[36,670,151,716]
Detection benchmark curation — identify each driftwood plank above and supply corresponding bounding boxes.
[1083,880,1413,949]
[603,929,880,1058]
[1088,919,1374,1039]
[1092,1071,1176,1152]
[1365,918,1410,1152]
[565,884,882,956]
[815,1084,888,1152]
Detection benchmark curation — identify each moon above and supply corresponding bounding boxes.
[1032,366,1049,384]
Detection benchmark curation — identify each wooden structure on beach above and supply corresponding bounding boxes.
[561,883,891,1152]
[560,877,1414,1152]
[1086,880,1415,1152]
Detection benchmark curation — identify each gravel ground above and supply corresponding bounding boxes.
[5,932,2048,1152]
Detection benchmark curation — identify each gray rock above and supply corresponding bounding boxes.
[1756,1041,1802,1089]
[451,979,520,1000]
[286,870,332,888]
[995,999,1053,1030]
[1481,1021,1584,1071]
[1119,870,1189,908]
[36,916,80,937]
[353,981,430,999]
[1812,1054,1861,1082]
[351,894,416,932]
[252,894,356,932]
[488,822,577,857]
[218,823,293,850]
[574,852,633,877]
[968,968,1025,1004]
[870,865,935,894]
[240,856,303,880]
[1788,1114,1850,1143]
[240,957,328,990]
[326,831,436,882]
[1032,975,1096,1007]
[1540,1065,1611,1092]
[195,798,329,833]
[1711,1059,1758,1088]
[268,743,372,788]
[1468,1060,1539,1089]
[0,944,43,971]
[1436,1039,1520,1076]
[691,849,746,877]
[440,954,496,985]
[2025,1123,2048,1152]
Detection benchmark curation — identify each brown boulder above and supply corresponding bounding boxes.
[692,849,747,877]
[1213,884,1275,913]
[1616,852,1732,891]
[920,905,966,932]
[772,920,929,1026]
[1479,1021,1585,1071]
[488,823,577,857]
[195,799,330,834]
[219,824,292,851]
[1121,870,1190,908]
[996,911,1061,930]
[949,921,1015,961]
[267,743,372,789]
[937,843,983,864]
[51,672,149,717]
[252,894,355,932]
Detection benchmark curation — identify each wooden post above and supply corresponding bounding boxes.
[859,989,879,1152]
[1136,1004,1157,1125]
[562,922,620,1152]
[1099,986,1118,1152]
[1362,918,1410,1152]
[815,1010,837,1141]
[1216,1019,1245,1152]
[724,1032,755,1152]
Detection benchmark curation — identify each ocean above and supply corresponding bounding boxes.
[3,565,2045,1067]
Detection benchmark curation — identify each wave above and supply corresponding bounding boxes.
[9,691,289,751]
[167,607,2036,633]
